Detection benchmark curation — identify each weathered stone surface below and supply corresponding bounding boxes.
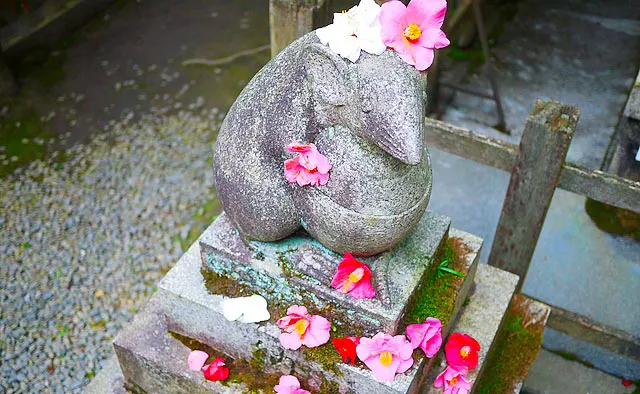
[214,31,431,255]
[425,264,519,393]
[110,225,495,394]
[623,69,640,121]
[83,355,126,394]
[197,211,450,334]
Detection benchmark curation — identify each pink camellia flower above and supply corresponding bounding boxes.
[331,252,376,299]
[434,365,472,394]
[379,0,450,71]
[356,332,414,382]
[274,375,311,394]
[187,350,209,371]
[406,317,443,358]
[284,142,331,186]
[277,305,331,350]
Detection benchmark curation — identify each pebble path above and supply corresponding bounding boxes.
[0,108,221,393]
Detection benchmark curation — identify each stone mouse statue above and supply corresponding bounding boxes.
[214,32,432,256]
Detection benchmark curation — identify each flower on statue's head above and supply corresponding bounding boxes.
[434,365,472,394]
[202,358,230,382]
[316,0,387,62]
[284,143,331,186]
[379,0,450,71]
[331,253,375,299]
[274,375,311,394]
[406,317,443,358]
[332,336,360,365]
[356,332,414,382]
[277,305,331,350]
[445,332,480,370]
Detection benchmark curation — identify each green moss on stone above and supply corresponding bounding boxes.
[585,198,640,240]
[169,331,281,393]
[476,299,545,394]
[402,237,468,329]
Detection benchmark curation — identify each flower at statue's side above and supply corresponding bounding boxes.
[433,365,472,394]
[274,375,311,394]
[277,305,331,350]
[406,317,443,358]
[221,294,270,323]
[202,358,229,382]
[331,252,376,299]
[284,143,331,186]
[356,332,414,382]
[379,0,450,71]
[187,350,209,372]
[332,336,360,365]
[444,332,480,370]
[316,0,387,62]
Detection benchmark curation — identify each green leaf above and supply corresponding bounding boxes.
[439,266,466,278]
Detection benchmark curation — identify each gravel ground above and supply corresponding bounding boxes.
[0,106,221,393]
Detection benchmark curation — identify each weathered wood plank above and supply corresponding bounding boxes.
[526,296,640,361]
[487,101,580,291]
[424,117,640,213]
[269,0,331,58]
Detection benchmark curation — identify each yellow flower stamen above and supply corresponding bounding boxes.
[460,346,470,359]
[294,319,309,336]
[449,377,459,386]
[404,23,422,41]
[348,267,365,283]
[379,351,393,367]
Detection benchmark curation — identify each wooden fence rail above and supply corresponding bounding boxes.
[425,118,640,214]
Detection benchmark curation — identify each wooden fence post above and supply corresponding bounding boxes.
[488,100,580,292]
[269,0,332,58]
[0,43,17,97]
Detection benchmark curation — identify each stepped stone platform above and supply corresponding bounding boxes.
[86,211,548,393]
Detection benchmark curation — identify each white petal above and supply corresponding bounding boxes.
[222,297,244,321]
[222,294,270,324]
[316,25,335,45]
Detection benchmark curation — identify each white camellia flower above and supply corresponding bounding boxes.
[316,0,387,62]
[221,294,270,323]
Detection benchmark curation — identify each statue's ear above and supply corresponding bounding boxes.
[304,43,351,106]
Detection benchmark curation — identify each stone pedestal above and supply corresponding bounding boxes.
[87,210,549,393]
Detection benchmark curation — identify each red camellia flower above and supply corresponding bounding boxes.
[332,336,360,365]
[202,358,230,382]
[444,332,480,370]
[331,253,375,299]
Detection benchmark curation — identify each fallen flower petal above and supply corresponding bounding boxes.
[187,350,209,371]
[202,358,229,382]
[221,294,270,323]
[445,332,480,370]
[434,365,472,394]
[331,252,375,299]
[406,317,442,358]
[274,375,311,394]
[332,337,360,365]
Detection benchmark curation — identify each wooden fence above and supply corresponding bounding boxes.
[269,0,640,365]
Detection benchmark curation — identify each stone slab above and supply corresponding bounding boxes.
[523,349,636,394]
[83,355,126,394]
[424,263,519,393]
[196,211,451,335]
[113,224,484,394]
[623,68,640,121]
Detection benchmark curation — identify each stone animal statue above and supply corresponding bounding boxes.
[214,32,432,256]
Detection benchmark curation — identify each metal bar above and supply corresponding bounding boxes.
[440,81,494,99]
[487,100,580,291]
[526,296,640,361]
[424,116,640,213]
[472,0,507,133]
